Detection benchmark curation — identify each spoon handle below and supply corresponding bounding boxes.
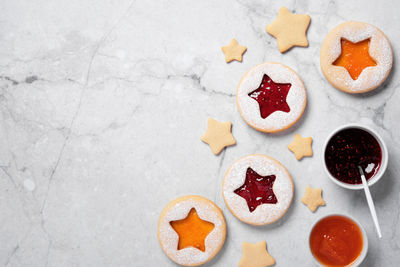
[358,166,382,238]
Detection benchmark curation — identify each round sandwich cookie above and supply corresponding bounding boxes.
[236,62,307,133]
[158,195,226,266]
[223,154,294,226]
[320,21,393,94]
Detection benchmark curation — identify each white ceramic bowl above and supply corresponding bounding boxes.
[322,123,388,190]
[309,214,368,267]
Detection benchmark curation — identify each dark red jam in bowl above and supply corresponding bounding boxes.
[325,128,382,184]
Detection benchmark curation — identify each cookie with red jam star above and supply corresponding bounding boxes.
[223,154,294,225]
[236,62,307,133]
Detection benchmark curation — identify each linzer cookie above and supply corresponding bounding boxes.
[223,154,293,225]
[320,21,393,93]
[158,195,226,266]
[236,63,307,133]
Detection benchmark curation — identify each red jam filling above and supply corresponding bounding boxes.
[234,167,277,212]
[248,74,291,119]
[325,128,382,184]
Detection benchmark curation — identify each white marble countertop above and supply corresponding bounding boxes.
[1,0,399,266]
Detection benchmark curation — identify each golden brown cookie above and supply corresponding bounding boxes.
[221,39,247,63]
[238,241,275,267]
[223,154,294,225]
[288,134,313,160]
[301,186,325,212]
[158,195,226,266]
[201,118,236,155]
[266,7,311,53]
[236,62,307,133]
[320,21,393,93]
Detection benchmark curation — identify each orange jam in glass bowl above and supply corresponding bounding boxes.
[309,215,366,266]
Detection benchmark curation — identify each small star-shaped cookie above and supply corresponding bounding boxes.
[201,118,236,155]
[266,7,311,53]
[301,186,325,212]
[288,134,312,160]
[221,39,247,63]
[239,241,275,267]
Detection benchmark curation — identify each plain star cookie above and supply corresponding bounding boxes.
[288,134,313,160]
[221,39,247,63]
[223,154,293,225]
[239,241,275,267]
[266,7,311,53]
[320,21,393,93]
[158,195,226,266]
[201,118,236,155]
[301,186,325,212]
[236,62,307,133]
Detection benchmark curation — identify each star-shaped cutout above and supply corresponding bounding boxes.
[248,74,291,119]
[288,134,313,160]
[301,186,325,212]
[221,39,247,63]
[234,167,277,212]
[170,208,215,252]
[238,241,276,267]
[266,7,311,53]
[333,38,377,80]
[201,118,236,155]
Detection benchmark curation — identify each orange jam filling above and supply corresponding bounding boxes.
[333,38,377,80]
[310,215,363,266]
[170,208,215,252]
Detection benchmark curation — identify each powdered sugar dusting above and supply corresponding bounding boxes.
[158,196,226,266]
[223,155,293,225]
[237,63,306,132]
[321,21,393,93]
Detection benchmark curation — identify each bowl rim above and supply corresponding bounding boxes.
[308,213,369,267]
[322,123,388,190]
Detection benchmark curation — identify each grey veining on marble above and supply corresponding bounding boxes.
[0,0,399,266]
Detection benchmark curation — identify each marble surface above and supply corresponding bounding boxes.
[0,0,399,266]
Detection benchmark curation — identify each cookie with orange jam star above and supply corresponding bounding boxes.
[320,21,393,94]
[223,154,294,225]
[158,195,226,266]
[236,62,307,133]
